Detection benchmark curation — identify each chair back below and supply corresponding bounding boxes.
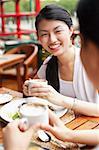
[5,44,38,80]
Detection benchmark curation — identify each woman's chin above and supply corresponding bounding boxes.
[53,51,64,56]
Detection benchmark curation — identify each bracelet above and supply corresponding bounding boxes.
[71,98,76,110]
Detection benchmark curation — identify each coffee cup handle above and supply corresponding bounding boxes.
[18,118,29,131]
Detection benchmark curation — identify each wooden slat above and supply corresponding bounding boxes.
[0,128,3,144]
[0,87,23,98]
[82,116,99,123]
[0,130,2,138]
[61,110,75,124]
[0,139,3,144]
[76,120,99,130]
[94,125,99,129]
[66,117,88,129]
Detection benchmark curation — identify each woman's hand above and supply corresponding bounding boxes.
[23,81,64,106]
[3,119,38,150]
[36,110,72,142]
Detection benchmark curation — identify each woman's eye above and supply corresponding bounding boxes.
[56,30,63,33]
[41,33,48,37]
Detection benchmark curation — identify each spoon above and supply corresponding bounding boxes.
[38,130,66,149]
[38,130,51,142]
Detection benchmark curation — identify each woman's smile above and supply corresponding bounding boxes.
[48,43,61,51]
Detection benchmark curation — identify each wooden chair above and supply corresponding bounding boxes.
[1,44,38,84]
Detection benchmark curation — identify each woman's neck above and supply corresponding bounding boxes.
[57,46,75,66]
[58,46,75,81]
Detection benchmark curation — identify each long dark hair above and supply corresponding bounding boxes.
[77,0,99,47]
[46,56,59,92]
[35,4,73,34]
[35,4,73,92]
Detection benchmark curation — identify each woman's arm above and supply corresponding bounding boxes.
[59,94,99,117]
[68,129,99,145]
[38,110,99,145]
[23,82,99,117]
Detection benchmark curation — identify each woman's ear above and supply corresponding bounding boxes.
[37,36,42,44]
[70,27,73,37]
[35,32,41,44]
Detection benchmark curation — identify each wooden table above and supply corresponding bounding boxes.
[0,54,25,92]
[0,87,99,150]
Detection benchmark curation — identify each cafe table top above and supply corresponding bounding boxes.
[0,54,25,69]
[0,54,26,92]
[0,87,99,150]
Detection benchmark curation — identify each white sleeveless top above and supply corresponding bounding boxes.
[37,46,99,103]
[60,79,76,97]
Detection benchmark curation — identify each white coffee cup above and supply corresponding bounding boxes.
[25,79,48,98]
[25,79,47,87]
[19,102,49,126]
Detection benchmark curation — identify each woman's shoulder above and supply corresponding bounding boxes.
[37,55,53,79]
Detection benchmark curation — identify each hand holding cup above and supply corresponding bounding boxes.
[23,79,48,98]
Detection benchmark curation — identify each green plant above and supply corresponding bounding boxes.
[41,0,78,15]
[4,0,30,13]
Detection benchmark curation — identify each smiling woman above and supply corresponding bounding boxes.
[2,1,99,150]
[23,4,98,110]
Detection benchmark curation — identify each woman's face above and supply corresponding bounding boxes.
[80,36,99,90]
[37,19,73,56]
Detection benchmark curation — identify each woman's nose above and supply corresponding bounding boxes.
[49,33,57,42]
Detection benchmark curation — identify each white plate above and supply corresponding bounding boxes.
[0,94,13,104]
[0,97,67,122]
[26,97,66,110]
[54,108,68,118]
[26,97,68,118]
[0,99,26,122]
